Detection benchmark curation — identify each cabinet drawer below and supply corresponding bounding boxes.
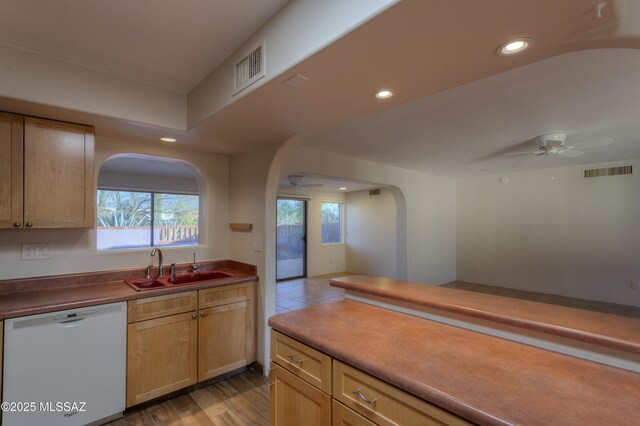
[199,282,253,309]
[128,291,198,323]
[333,361,470,426]
[333,400,376,426]
[271,330,332,394]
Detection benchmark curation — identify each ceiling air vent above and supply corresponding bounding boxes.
[369,189,381,196]
[233,39,265,95]
[584,165,632,178]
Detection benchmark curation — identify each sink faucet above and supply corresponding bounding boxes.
[191,250,203,273]
[151,248,163,279]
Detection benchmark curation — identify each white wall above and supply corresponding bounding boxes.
[281,146,457,285]
[277,188,346,277]
[228,140,291,369]
[0,43,186,130]
[0,137,229,280]
[345,188,397,277]
[457,159,640,306]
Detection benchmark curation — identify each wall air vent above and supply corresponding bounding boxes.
[369,189,380,196]
[584,165,632,178]
[233,39,265,95]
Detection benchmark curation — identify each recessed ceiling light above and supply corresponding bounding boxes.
[160,137,177,142]
[374,89,394,99]
[339,187,347,190]
[497,37,534,56]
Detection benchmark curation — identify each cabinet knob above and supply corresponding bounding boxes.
[13,222,21,228]
[200,311,205,317]
[25,222,33,228]
[191,313,196,319]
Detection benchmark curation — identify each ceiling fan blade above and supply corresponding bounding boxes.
[504,151,540,156]
[572,138,613,148]
[512,154,536,164]
[559,149,584,158]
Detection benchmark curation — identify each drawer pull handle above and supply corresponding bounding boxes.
[353,387,377,405]
[287,354,304,364]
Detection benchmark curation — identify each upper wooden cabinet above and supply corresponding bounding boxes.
[23,117,95,228]
[0,114,95,229]
[0,113,23,229]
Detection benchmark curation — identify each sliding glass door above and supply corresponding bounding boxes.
[276,198,307,281]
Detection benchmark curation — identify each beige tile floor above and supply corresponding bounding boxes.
[276,272,348,314]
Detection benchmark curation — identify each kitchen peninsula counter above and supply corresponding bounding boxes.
[268,299,640,426]
[330,275,640,355]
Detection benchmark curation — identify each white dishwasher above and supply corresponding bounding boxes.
[3,302,126,426]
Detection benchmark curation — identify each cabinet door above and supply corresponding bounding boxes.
[23,117,95,228]
[270,364,331,426]
[127,311,198,407]
[0,113,23,229]
[198,301,248,381]
[333,400,377,426]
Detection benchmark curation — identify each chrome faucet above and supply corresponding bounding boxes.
[191,250,203,273]
[150,248,163,279]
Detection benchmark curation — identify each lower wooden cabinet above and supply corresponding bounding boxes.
[199,300,248,380]
[269,363,331,426]
[126,282,257,407]
[126,311,198,407]
[333,400,376,426]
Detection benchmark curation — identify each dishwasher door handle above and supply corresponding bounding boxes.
[53,310,96,323]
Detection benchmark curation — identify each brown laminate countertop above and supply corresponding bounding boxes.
[0,262,257,320]
[269,300,640,426]
[330,275,640,354]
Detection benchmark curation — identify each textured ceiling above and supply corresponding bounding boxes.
[0,0,289,92]
[302,49,640,177]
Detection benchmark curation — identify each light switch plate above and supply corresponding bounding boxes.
[252,238,262,252]
[21,243,53,260]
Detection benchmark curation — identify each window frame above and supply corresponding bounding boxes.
[96,187,200,251]
[320,201,345,245]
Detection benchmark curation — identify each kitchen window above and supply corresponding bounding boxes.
[321,202,343,244]
[97,189,199,251]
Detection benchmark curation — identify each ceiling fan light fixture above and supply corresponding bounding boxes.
[497,37,534,56]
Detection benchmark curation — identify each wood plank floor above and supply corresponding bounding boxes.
[106,368,269,426]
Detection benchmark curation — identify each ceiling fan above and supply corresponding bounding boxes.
[504,133,613,158]
[279,175,324,189]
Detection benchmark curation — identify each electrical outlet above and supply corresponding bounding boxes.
[463,264,470,271]
[22,243,53,260]
[630,280,640,290]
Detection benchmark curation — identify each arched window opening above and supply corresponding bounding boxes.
[97,154,201,251]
